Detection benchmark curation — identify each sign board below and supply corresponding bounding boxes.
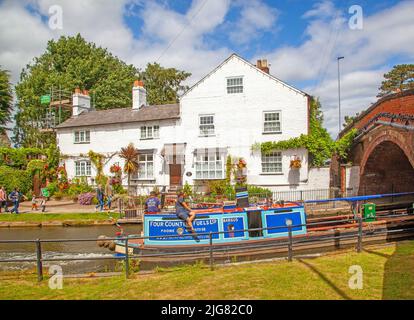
[40,95,51,105]
[41,188,50,198]
[148,218,220,242]
[223,216,245,238]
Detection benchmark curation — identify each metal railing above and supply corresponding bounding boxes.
[1,211,413,282]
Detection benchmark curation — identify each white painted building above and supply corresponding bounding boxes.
[56,54,326,193]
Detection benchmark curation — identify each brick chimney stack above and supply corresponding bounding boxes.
[256,59,269,74]
[132,80,147,109]
[72,88,91,116]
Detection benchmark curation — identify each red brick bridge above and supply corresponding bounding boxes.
[332,89,414,195]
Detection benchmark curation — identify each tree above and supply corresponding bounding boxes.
[0,67,13,134]
[378,64,414,97]
[343,113,359,128]
[140,62,191,105]
[13,35,192,147]
[119,143,139,194]
[13,34,138,147]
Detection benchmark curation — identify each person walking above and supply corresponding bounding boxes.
[31,193,38,211]
[0,186,9,213]
[9,188,25,214]
[95,184,105,212]
[40,197,47,212]
[105,180,113,211]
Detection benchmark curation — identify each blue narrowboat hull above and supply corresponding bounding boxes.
[114,204,307,253]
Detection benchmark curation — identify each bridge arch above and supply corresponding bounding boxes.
[359,129,414,195]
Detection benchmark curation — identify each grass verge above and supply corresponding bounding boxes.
[0,240,413,300]
[0,212,120,222]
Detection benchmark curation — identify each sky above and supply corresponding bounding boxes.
[0,0,413,138]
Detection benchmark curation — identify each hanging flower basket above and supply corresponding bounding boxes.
[110,164,122,173]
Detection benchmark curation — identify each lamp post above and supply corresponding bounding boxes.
[337,56,344,135]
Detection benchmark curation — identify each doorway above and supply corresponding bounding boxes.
[169,164,182,186]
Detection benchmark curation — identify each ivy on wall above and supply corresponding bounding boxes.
[87,150,107,186]
[252,98,358,167]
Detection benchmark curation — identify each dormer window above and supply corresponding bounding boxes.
[227,77,243,94]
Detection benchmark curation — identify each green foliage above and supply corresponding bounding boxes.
[182,182,193,196]
[247,185,272,197]
[0,147,44,169]
[254,97,356,166]
[225,155,232,183]
[0,67,13,132]
[0,166,32,194]
[66,178,94,196]
[87,150,107,186]
[113,184,127,195]
[45,181,59,196]
[378,64,414,97]
[26,159,46,176]
[13,34,138,147]
[140,62,191,104]
[13,35,191,147]
[335,129,358,162]
[46,143,60,169]
[207,180,233,198]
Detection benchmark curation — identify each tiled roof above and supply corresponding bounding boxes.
[56,104,180,129]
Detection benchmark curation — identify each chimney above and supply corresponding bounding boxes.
[132,80,147,109]
[72,88,91,116]
[256,59,269,74]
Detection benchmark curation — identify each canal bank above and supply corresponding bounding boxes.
[0,225,142,273]
[0,212,133,228]
[1,241,413,300]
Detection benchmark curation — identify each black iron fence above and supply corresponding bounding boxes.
[1,210,413,282]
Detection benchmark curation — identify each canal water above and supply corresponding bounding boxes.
[0,225,142,274]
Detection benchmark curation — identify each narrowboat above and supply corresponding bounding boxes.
[113,201,307,256]
[109,192,414,259]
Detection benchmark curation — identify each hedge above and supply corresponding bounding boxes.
[0,165,33,194]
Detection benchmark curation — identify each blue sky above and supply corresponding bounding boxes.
[0,0,413,136]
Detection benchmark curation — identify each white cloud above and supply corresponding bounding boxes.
[258,0,414,136]
[229,0,279,45]
[1,0,413,139]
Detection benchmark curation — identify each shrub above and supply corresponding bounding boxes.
[45,181,59,196]
[78,192,96,205]
[67,179,93,196]
[0,165,32,195]
[182,182,192,196]
[113,184,126,194]
[247,185,272,198]
[53,191,65,200]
